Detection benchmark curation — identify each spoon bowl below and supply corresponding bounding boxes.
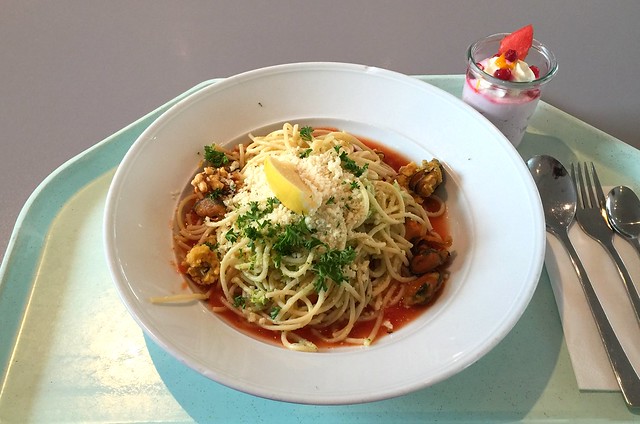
[606,185,640,253]
[527,155,576,234]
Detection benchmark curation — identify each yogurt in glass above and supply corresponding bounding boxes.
[462,32,557,147]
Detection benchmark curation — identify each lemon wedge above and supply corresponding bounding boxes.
[264,156,317,214]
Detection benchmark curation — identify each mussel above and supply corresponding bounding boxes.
[408,159,443,198]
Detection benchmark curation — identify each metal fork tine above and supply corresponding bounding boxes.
[570,164,579,207]
[582,162,598,210]
[589,162,607,210]
[574,163,588,209]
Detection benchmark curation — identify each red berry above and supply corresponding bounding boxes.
[504,49,518,62]
[530,65,540,78]
[494,68,512,80]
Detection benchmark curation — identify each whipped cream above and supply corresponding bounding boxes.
[480,55,536,82]
[471,54,537,99]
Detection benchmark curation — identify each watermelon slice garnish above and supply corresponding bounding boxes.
[498,24,533,60]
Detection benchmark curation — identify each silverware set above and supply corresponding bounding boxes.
[528,155,640,410]
[571,162,640,325]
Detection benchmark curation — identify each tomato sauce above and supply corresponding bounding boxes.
[208,294,282,344]
[204,290,435,349]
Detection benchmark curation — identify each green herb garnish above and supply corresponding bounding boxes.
[206,188,225,199]
[244,226,261,241]
[300,126,314,141]
[233,295,246,308]
[204,144,229,167]
[270,306,281,320]
[235,201,262,229]
[299,148,313,158]
[265,197,280,212]
[225,228,238,243]
[273,218,321,256]
[271,218,323,268]
[334,146,368,177]
[312,246,357,291]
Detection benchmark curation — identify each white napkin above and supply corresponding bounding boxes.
[544,199,640,391]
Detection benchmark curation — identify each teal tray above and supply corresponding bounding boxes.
[1,76,639,423]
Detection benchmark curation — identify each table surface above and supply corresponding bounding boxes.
[1,1,639,261]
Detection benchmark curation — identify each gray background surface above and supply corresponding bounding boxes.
[1,1,639,261]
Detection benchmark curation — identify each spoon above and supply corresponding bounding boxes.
[527,155,640,409]
[606,185,640,255]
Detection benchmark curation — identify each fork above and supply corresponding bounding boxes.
[572,162,640,326]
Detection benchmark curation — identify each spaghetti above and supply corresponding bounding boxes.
[168,123,452,352]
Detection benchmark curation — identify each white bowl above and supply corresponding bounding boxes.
[104,62,545,405]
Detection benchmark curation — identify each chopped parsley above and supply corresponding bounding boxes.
[273,218,322,257]
[235,201,263,229]
[325,196,335,205]
[334,146,369,177]
[225,228,238,243]
[312,246,357,291]
[299,148,313,158]
[270,306,281,320]
[265,197,281,212]
[206,188,225,199]
[229,198,281,252]
[350,181,360,190]
[204,144,229,167]
[244,226,262,242]
[203,241,217,251]
[236,198,278,230]
[233,295,245,308]
[299,126,314,141]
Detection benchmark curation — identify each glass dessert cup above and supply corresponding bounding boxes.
[462,33,558,148]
